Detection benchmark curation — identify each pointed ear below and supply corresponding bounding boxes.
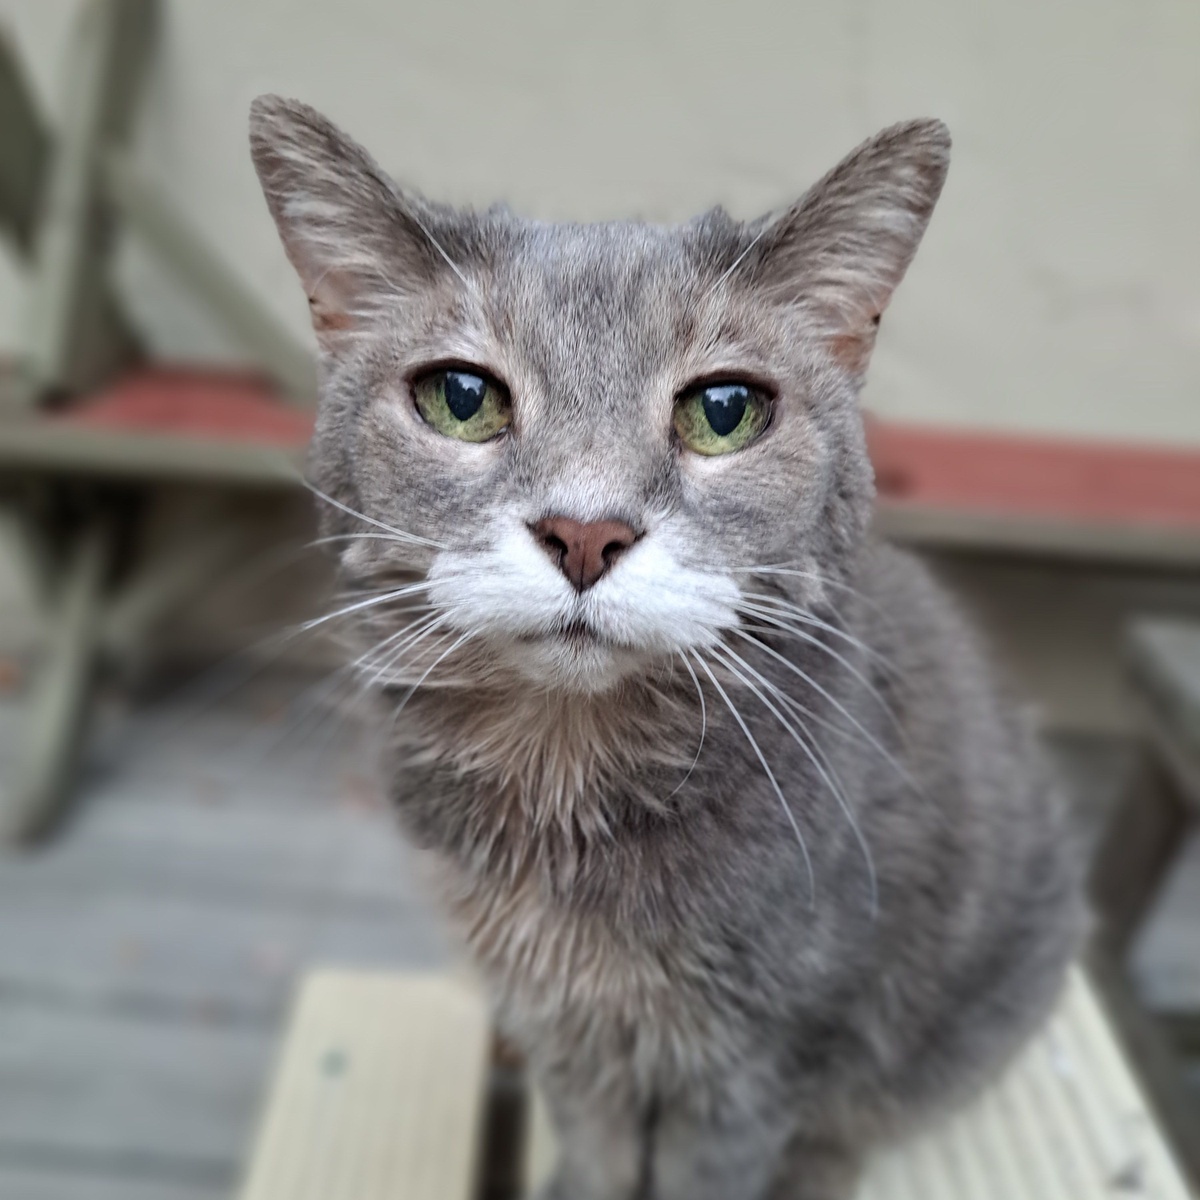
[249,95,451,347]
[751,119,950,375]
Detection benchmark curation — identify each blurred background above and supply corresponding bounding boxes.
[0,1,1198,1197]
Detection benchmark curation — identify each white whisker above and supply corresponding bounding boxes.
[706,222,771,296]
[690,649,815,907]
[736,600,903,730]
[358,612,451,689]
[307,532,431,552]
[727,564,900,628]
[389,629,477,725]
[670,650,708,797]
[712,643,878,918]
[304,482,447,550]
[407,210,473,290]
[738,593,898,676]
[298,583,430,632]
[728,628,917,792]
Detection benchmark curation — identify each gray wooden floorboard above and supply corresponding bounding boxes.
[0,882,446,1018]
[0,1001,270,1169]
[0,674,452,1199]
[3,788,431,910]
[1133,830,1200,1011]
[0,1167,221,1200]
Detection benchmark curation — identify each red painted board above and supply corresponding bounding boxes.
[51,368,314,447]
[867,418,1200,531]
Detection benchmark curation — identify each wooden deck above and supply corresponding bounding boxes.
[0,670,450,1199]
[0,669,1196,1199]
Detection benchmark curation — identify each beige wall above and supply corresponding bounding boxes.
[1,0,1198,443]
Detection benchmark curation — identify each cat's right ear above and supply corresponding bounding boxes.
[249,95,443,347]
[748,119,950,377]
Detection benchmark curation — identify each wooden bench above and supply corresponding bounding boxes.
[235,967,1195,1200]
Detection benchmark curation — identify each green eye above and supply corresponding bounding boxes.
[673,382,769,455]
[414,369,511,442]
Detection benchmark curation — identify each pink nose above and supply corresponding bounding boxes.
[531,516,639,592]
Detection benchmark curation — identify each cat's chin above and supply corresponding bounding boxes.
[503,626,654,694]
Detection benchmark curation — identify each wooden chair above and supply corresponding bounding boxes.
[236,967,1196,1200]
[0,0,314,840]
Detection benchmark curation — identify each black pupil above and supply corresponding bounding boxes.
[444,371,487,421]
[701,385,749,437]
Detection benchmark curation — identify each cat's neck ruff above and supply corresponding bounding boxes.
[398,672,698,833]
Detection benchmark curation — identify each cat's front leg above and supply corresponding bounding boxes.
[653,1092,862,1200]
[650,1087,795,1200]
[534,1074,646,1200]
[765,1136,863,1200]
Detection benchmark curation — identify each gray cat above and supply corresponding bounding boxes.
[250,97,1082,1200]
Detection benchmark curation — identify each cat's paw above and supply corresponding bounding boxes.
[532,1173,580,1200]
[533,1166,625,1200]
[767,1144,862,1200]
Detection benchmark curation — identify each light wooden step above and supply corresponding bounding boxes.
[241,966,1194,1200]
[237,970,491,1200]
[853,966,1194,1199]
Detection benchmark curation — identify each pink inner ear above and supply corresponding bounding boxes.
[304,264,360,335]
[308,293,354,332]
[824,305,884,374]
[828,325,877,374]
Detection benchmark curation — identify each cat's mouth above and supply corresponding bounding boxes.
[520,618,609,647]
[504,614,651,693]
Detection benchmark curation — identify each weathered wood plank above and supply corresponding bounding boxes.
[0,1166,220,1200]
[1128,618,1200,780]
[238,972,491,1200]
[20,0,153,400]
[0,30,51,256]
[866,968,1194,1197]
[77,702,388,819]
[0,670,447,1011]
[0,1002,270,1170]
[0,416,304,486]
[1,516,116,842]
[0,873,446,1021]
[1133,830,1200,1012]
[875,503,1200,571]
[0,701,439,909]
[0,798,432,914]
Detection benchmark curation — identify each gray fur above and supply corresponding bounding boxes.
[250,96,1082,1200]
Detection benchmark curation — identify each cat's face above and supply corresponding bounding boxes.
[251,100,948,693]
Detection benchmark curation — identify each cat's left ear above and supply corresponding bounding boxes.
[249,95,453,348]
[752,119,950,375]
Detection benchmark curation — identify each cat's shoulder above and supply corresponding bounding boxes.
[855,535,950,612]
[852,535,989,671]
